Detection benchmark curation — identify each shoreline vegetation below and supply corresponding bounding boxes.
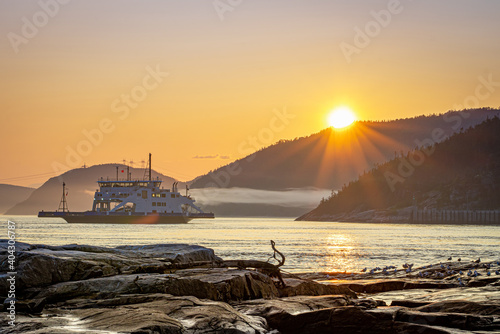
[1,240,499,333]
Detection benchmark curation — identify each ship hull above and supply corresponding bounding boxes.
[38,211,214,224]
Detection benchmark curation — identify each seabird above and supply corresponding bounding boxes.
[448,256,452,261]
[474,258,481,263]
[487,271,491,276]
[458,258,461,262]
[361,267,367,272]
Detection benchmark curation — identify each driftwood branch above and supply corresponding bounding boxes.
[163,241,287,287]
[270,240,285,267]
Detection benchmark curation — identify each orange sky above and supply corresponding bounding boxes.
[1,1,500,187]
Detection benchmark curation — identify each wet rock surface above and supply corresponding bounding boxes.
[1,241,499,333]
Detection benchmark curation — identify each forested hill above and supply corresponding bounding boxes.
[190,108,500,191]
[298,116,500,221]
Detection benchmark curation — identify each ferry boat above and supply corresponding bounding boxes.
[38,154,214,224]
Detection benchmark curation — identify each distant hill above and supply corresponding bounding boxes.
[5,164,178,215]
[0,184,34,214]
[298,116,500,221]
[190,108,500,191]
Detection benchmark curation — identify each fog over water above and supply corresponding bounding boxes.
[191,187,333,207]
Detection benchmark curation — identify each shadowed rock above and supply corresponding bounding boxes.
[416,300,500,316]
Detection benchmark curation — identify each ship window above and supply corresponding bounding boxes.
[152,202,156,206]
[152,210,157,213]
[176,194,179,198]
[142,190,147,199]
[161,194,166,198]
[171,194,175,198]
[137,193,140,197]
[162,202,166,206]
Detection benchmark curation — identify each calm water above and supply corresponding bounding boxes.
[1,216,499,273]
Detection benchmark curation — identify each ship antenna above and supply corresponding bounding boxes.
[58,182,69,212]
[149,153,152,181]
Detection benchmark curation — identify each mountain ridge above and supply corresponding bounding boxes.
[190,108,500,191]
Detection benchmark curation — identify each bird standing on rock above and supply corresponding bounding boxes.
[448,256,452,261]
[474,258,481,263]
[458,258,461,262]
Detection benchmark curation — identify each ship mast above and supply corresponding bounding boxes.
[58,182,69,212]
[149,153,152,181]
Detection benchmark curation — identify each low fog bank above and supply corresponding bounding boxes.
[190,187,332,208]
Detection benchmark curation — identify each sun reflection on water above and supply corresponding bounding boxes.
[324,234,357,272]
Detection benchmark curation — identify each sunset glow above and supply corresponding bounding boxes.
[327,107,356,129]
[1,1,500,187]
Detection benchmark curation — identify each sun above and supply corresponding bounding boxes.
[327,107,356,129]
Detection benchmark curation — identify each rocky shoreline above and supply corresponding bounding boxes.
[297,207,500,225]
[1,240,499,333]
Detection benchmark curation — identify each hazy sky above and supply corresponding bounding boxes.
[1,0,500,187]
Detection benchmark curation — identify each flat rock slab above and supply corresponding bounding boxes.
[235,295,352,317]
[2,294,268,334]
[24,268,278,303]
[24,268,357,305]
[324,279,459,294]
[0,241,221,294]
